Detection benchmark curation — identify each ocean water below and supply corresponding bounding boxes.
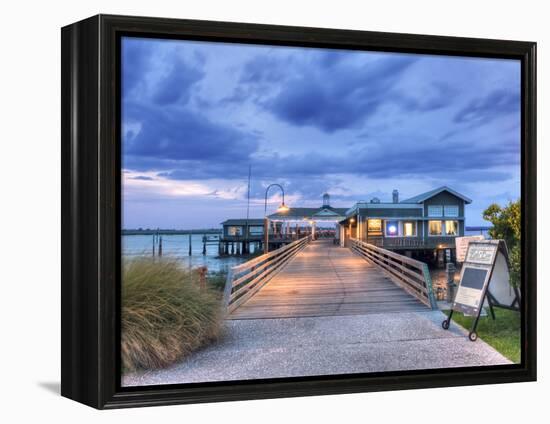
[122,234,256,273]
[123,230,491,279]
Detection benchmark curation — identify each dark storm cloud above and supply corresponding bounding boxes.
[231,53,432,133]
[152,130,518,188]
[391,82,457,112]
[151,59,204,105]
[122,37,205,105]
[266,56,417,132]
[239,55,291,84]
[123,102,259,169]
[122,39,260,172]
[454,89,520,126]
[121,40,518,190]
[233,52,455,133]
[266,139,518,181]
[122,40,153,94]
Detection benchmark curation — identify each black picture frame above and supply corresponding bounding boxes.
[61,14,537,409]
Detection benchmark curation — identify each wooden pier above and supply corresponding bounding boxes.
[227,239,430,320]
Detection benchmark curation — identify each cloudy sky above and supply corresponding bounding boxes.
[122,37,521,229]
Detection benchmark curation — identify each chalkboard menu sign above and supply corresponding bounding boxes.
[452,242,497,316]
[455,235,484,262]
[443,240,512,341]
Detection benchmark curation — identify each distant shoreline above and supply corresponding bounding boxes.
[122,229,222,236]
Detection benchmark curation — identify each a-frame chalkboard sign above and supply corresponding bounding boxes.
[442,240,519,341]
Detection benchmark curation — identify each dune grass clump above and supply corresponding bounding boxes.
[121,257,223,373]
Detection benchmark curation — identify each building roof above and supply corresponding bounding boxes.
[353,207,424,219]
[220,219,264,226]
[345,202,421,216]
[400,186,472,204]
[268,206,348,220]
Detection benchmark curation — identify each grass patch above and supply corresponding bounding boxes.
[445,308,521,363]
[122,257,224,373]
[206,270,228,292]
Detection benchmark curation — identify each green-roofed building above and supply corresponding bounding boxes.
[267,193,347,222]
[220,187,471,263]
[338,186,471,262]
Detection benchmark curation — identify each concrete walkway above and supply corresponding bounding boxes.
[123,310,511,386]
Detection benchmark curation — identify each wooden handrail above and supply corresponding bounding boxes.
[349,238,437,309]
[223,236,311,313]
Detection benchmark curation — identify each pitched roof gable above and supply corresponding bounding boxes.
[400,186,472,204]
[268,206,348,219]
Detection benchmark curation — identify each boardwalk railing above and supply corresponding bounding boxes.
[350,238,437,309]
[223,236,311,313]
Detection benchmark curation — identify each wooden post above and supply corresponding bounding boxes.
[264,217,269,254]
[422,263,438,310]
[188,233,192,256]
[446,262,456,303]
[222,267,234,310]
[197,266,207,292]
[202,235,207,255]
[158,236,163,257]
[152,234,155,257]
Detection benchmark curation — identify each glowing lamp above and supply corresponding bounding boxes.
[277,203,290,213]
[388,225,397,235]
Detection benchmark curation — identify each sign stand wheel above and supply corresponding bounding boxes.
[442,319,450,330]
[468,331,478,342]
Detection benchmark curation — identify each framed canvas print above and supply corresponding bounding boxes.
[61,14,536,409]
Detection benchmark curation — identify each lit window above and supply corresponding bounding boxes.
[385,220,399,237]
[228,226,242,236]
[367,219,382,233]
[428,205,443,217]
[403,221,416,237]
[429,220,442,236]
[445,220,459,236]
[444,205,459,217]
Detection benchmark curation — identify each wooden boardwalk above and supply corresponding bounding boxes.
[229,239,428,320]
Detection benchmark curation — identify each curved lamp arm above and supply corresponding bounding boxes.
[264,183,286,215]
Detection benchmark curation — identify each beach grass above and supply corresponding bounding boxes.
[206,270,229,291]
[121,257,224,373]
[445,308,521,363]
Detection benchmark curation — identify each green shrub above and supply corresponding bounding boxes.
[121,257,223,372]
[483,200,521,287]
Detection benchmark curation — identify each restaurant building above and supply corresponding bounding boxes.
[338,186,472,262]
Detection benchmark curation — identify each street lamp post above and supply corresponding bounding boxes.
[263,183,289,254]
